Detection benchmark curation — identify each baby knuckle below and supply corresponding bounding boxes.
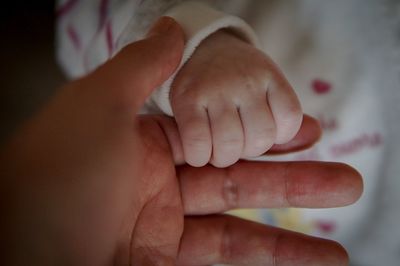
[185,136,209,151]
[247,128,276,154]
[285,102,303,119]
[261,125,277,140]
[278,106,303,131]
[218,137,243,148]
[253,136,274,151]
[185,135,210,149]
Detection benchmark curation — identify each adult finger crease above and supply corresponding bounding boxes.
[220,218,233,262]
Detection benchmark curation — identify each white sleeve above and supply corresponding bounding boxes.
[146,1,261,115]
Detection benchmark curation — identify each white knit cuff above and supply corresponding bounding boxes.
[150,0,261,116]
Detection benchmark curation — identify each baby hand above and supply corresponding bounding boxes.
[171,30,302,167]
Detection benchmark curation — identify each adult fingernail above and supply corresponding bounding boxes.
[146,16,175,37]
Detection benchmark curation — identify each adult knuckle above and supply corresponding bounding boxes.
[221,167,239,210]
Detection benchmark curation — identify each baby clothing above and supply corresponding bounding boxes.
[57,0,400,265]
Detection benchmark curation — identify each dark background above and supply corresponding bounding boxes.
[0,1,66,143]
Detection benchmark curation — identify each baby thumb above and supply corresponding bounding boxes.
[86,17,185,113]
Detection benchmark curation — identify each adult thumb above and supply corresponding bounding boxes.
[83,17,185,113]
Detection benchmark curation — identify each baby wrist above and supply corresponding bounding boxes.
[151,0,261,116]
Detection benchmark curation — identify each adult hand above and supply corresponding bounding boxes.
[0,17,362,266]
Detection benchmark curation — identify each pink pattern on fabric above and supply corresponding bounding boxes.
[106,21,114,56]
[318,115,338,131]
[67,24,81,51]
[99,0,110,28]
[330,132,383,157]
[56,0,79,18]
[312,79,332,94]
[315,220,337,234]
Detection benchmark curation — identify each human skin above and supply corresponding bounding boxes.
[0,17,362,266]
[171,28,302,167]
